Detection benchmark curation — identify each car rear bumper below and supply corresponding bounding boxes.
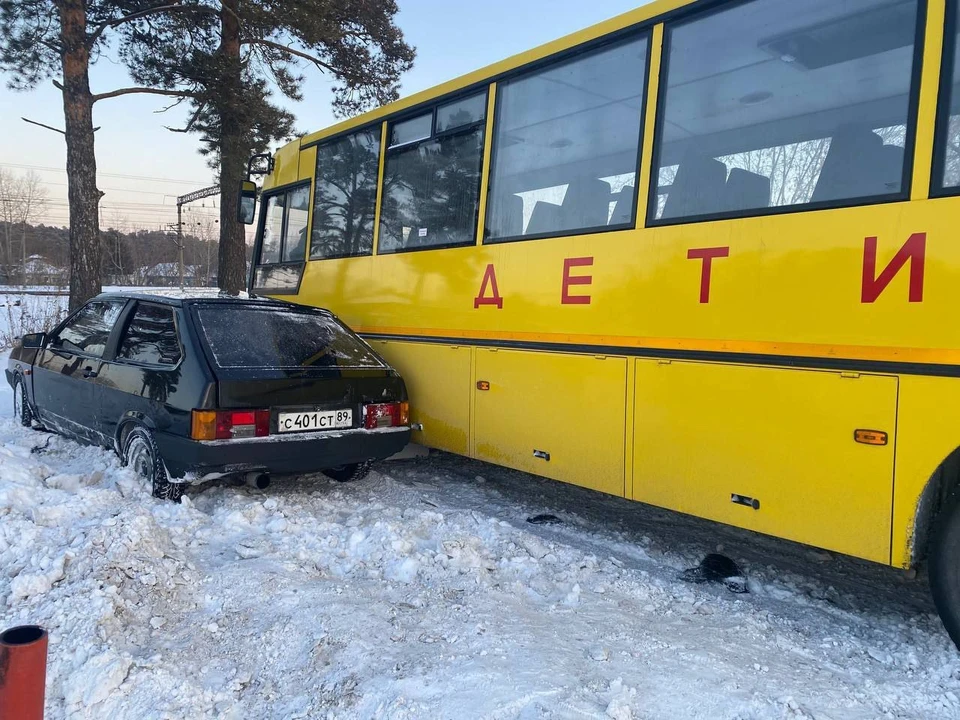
[154,425,411,479]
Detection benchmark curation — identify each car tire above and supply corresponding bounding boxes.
[13,375,33,428]
[122,426,184,503]
[322,460,374,483]
[930,487,960,650]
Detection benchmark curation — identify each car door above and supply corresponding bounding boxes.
[97,301,185,444]
[33,299,127,442]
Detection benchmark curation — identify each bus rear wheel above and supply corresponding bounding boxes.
[930,488,960,650]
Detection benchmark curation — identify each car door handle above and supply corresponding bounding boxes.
[83,368,98,379]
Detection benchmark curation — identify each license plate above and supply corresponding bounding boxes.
[277,409,353,433]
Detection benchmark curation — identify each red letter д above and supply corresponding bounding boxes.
[687,247,730,304]
[561,257,593,305]
[474,264,503,309]
[861,233,926,303]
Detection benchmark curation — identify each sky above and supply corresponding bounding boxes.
[0,0,647,233]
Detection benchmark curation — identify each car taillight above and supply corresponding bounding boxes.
[363,402,409,429]
[191,410,270,440]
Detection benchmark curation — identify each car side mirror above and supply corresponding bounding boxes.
[21,332,46,349]
[238,181,258,225]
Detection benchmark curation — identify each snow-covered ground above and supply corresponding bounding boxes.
[2,366,960,718]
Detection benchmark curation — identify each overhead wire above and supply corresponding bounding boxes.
[0,162,212,186]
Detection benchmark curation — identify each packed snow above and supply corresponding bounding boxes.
[2,359,960,718]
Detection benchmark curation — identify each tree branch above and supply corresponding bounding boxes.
[37,37,60,54]
[166,101,207,133]
[241,38,337,75]
[92,87,198,103]
[21,118,103,135]
[22,118,65,135]
[88,2,219,45]
[155,96,188,114]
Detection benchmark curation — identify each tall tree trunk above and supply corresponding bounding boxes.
[60,0,102,310]
[217,0,247,296]
[2,221,13,278]
[20,222,27,287]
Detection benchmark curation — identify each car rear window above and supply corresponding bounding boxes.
[194,304,384,369]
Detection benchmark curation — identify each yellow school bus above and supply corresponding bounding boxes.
[246,0,960,646]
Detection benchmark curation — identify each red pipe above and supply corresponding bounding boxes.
[0,625,48,720]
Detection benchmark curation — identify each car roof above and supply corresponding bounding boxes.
[94,291,332,315]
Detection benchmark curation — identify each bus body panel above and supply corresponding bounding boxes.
[892,375,960,568]
[271,142,302,189]
[474,349,628,497]
[368,340,473,456]
[634,360,897,564]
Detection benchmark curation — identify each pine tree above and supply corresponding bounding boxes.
[0,1,207,309]
[119,1,415,294]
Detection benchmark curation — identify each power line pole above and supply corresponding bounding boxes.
[176,202,184,289]
[175,185,219,290]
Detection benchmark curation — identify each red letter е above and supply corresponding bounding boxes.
[561,257,594,305]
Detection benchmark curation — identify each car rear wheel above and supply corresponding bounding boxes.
[122,426,184,503]
[930,487,960,650]
[12,376,33,428]
[322,460,374,483]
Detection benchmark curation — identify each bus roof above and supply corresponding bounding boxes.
[296,0,692,151]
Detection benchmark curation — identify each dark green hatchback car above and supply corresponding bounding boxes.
[7,294,411,501]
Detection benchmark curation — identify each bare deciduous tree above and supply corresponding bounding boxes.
[0,169,48,286]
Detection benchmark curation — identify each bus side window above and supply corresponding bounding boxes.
[282,186,309,263]
[652,0,921,223]
[259,194,285,265]
[310,128,381,260]
[934,0,960,192]
[252,186,308,293]
[485,36,649,243]
[378,98,487,254]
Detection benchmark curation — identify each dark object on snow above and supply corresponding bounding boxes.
[680,553,749,594]
[527,514,562,526]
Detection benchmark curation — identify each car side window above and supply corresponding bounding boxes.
[117,304,182,365]
[52,301,125,357]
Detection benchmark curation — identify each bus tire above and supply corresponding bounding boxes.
[930,487,960,650]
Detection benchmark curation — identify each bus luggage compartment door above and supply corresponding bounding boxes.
[474,348,627,498]
[367,341,472,456]
[633,360,897,564]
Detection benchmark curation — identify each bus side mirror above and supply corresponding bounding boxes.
[238,181,258,225]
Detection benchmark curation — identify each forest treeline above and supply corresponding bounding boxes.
[0,220,251,287]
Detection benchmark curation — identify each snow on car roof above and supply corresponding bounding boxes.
[98,287,244,303]
[96,289,316,307]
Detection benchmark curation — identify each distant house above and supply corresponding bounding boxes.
[2,255,66,287]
